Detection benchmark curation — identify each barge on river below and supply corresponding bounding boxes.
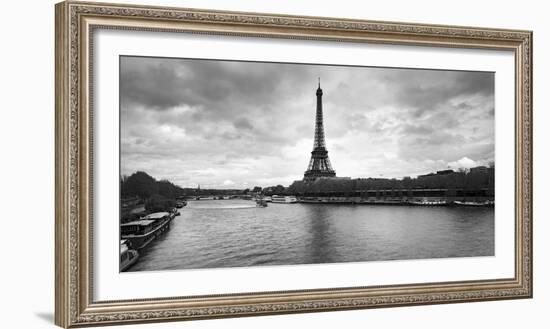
[271,195,298,203]
[121,212,173,250]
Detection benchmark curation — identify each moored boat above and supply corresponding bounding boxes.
[121,212,172,250]
[170,207,180,217]
[453,200,493,207]
[271,195,298,203]
[408,199,447,206]
[120,240,139,271]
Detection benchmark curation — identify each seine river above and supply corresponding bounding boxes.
[128,200,494,272]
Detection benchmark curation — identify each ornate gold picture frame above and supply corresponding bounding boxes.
[55,1,532,327]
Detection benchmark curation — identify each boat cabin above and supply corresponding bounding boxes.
[121,219,157,236]
[143,212,170,221]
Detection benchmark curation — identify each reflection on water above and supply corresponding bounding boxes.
[129,199,494,272]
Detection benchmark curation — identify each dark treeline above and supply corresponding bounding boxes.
[261,185,286,196]
[287,166,495,196]
[120,171,248,202]
[121,171,185,200]
[121,172,185,221]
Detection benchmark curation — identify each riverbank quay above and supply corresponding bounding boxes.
[297,196,494,206]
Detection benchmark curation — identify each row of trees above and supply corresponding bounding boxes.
[120,171,270,201]
[120,172,185,220]
[121,171,185,200]
[260,185,286,196]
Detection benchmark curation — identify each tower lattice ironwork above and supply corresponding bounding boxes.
[304,79,336,181]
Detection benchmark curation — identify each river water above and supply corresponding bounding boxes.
[128,199,494,272]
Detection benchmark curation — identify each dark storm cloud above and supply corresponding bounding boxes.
[379,70,494,118]
[121,56,311,116]
[121,61,184,110]
[233,118,254,130]
[120,56,495,187]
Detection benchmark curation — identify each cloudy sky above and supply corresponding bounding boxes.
[120,56,494,189]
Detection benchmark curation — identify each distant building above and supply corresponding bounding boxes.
[317,177,351,181]
[418,169,455,178]
[436,169,454,175]
[470,166,489,174]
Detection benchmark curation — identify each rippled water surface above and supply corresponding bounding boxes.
[129,200,494,271]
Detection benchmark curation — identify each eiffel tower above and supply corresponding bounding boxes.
[303,79,336,182]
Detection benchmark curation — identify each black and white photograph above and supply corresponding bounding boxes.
[119,56,495,272]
